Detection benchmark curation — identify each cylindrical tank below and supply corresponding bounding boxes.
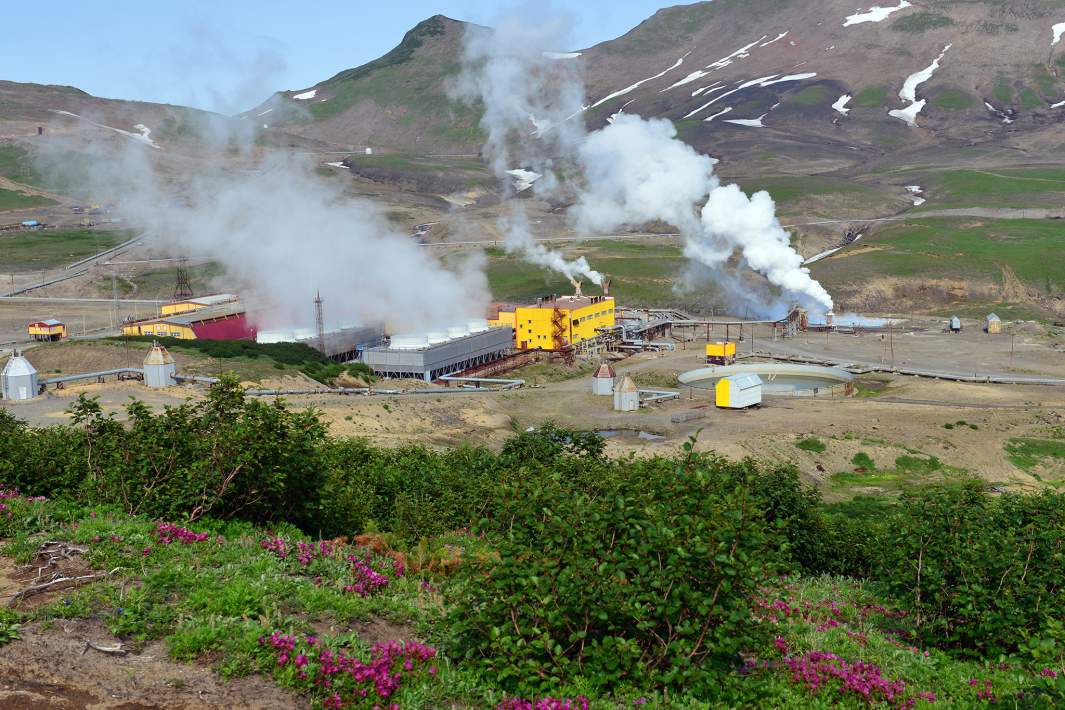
[1,351,38,400]
[143,342,177,388]
[390,334,429,350]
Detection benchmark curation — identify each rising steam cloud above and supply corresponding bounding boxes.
[572,115,833,315]
[457,10,833,317]
[451,10,603,287]
[38,125,488,333]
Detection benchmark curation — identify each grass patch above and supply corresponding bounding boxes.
[788,85,829,107]
[796,436,827,454]
[993,80,1013,105]
[813,216,1065,313]
[1004,437,1065,472]
[852,85,889,108]
[735,175,875,204]
[481,239,719,309]
[0,187,56,211]
[98,262,225,299]
[851,452,875,470]
[891,12,954,33]
[930,88,974,111]
[0,144,42,186]
[1019,87,1044,110]
[507,360,595,385]
[0,228,130,271]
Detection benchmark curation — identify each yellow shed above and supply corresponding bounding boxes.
[716,374,763,409]
[28,319,66,341]
[985,313,1002,334]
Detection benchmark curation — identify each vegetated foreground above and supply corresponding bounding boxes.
[0,377,1063,708]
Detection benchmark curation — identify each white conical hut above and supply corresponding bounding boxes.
[143,342,177,388]
[1,351,39,401]
[592,363,616,395]
[613,374,639,412]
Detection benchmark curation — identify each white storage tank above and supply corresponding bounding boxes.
[1,351,39,401]
[716,374,763,409]
[592,363,615,396]
[613,375,639,412]
[143,342,177,388]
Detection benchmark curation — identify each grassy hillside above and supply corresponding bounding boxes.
[0,187,55,211]
[0,228,130,271]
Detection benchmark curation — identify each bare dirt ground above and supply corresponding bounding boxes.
[0,544,306,709]
[0,617,306,709]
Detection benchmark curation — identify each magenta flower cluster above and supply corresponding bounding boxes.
[0,484,47,517]
[259,631,438,707]
[261,536,289,558]
[343,554,391,597]
[785,650,913,707]
[968,678,995,702]
[496,697,590,710]
[156,522,212,545]
[296,540,336,566]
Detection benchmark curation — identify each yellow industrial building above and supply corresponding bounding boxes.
[159,294,239,316]
[491,295,615,350]
[27,319,66,341]
[121,301,254,341]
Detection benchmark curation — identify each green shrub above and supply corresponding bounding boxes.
[876,482,1065,656]
[851,452,876,469]
[446,446,788,694]
[795,436,826,453]
[64,375,328,527]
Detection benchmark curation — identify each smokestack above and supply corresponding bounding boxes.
[602,277,611,296]
[569,278,583,298]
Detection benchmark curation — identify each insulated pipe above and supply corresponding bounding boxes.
[43,367,143,384]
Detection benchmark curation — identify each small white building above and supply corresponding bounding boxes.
[143,342,177,388]
[949,316,961,333]
[1,351,39,401]
[592,363,616,395]
[716,374,763,409]
[613,375,639,412]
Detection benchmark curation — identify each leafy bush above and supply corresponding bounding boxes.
[795,436,826,454]
[851,452,875,470]
[876,482,1065,656]
[446,445,791,694]
[64,375,328,526]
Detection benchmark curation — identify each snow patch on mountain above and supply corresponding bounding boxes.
[843,1,912,27]
[888,44,951,126]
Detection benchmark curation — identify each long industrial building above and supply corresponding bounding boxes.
[122,300,256,340]
[258,324,385,361]
[362,320,514,382]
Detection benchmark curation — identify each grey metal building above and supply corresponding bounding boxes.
[362,327,514,382]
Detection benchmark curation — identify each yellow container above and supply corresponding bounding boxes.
[706,342,737,358]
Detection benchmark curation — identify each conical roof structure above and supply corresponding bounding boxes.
[594,363,616,379]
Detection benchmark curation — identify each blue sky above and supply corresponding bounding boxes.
[2,1,689,113]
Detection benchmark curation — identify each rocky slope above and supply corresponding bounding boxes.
[247,1,1065,168]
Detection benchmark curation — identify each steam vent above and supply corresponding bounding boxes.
[143,342,177,388]
[1,351,39,401]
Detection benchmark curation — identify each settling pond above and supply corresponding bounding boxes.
[678,363,855,397]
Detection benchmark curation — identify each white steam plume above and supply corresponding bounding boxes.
[451,8,604,288]
[571,114,833,316]
[38,125,488,333]
[502,205,602,285]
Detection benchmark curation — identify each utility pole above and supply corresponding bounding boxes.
[314,291,326,354]
[1010,330,1015,370]
[889,321,895,367]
